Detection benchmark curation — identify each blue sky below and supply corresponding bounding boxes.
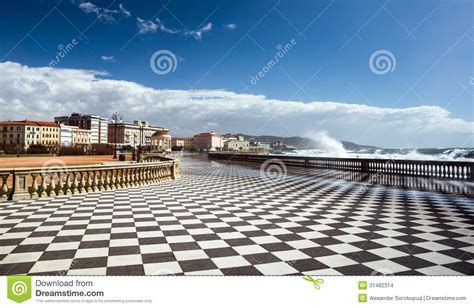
[0,0,472,147]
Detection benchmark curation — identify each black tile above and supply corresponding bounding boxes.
[107,265,145,275]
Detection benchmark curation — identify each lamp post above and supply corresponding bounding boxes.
[111,112,123,159]
[132,134,137,161]
[137,123,144,162]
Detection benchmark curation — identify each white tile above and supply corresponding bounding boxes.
[212,256,250,268]
[75,247,109,258]
[29,259,73,273]
[415,252,459,265]
[107,254,142,267]
[46,241,80,251]
[198,240,229,249]
[174,250,208,261]
[326,243,362,254]
[21,236,55,245]
[233,245,267,255]
[414,241,451,252]
[273,250,309,261]
[67,267,107,275]
[372,237,407,247]
[140,244,172,254]
[109,238,139,247]
[317,255,357,268]
[255,262,299,275]
[368,247,408,259]
[217,232,245,240]
[144,262,183,275]
[251,236,280,244]
[333,234,366,243]
[416,265,463,275]
[364,260,410,274]
[287,240,320,249]
[166,235,194,243]
[1,252,43,263]
[185,269,223,275]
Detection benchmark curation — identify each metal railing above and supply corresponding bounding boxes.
[208,152,473,181]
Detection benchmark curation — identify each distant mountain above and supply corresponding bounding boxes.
[240,134,379,151]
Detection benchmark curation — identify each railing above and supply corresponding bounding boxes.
[0,159,180,201]
[208,152,474,181]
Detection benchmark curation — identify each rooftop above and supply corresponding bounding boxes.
[0,120,59,127]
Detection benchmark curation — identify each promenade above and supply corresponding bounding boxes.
[0,156,472,276]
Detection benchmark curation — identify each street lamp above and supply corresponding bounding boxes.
[111,112,123,159]
[137,123,144,162]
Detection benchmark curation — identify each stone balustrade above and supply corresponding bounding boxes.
[0,159,179,201]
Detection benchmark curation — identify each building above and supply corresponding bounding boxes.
[59,125,74,147]
[192,132,223,151]
[55,113,108,144]
[223,139,250,151]
[151,130,171,152]
[171,137,194,150]
[59,125,92,148]
[249,141,271,153]
[107,120,167,148]
[72,127,92,147]
[0,120,60,150]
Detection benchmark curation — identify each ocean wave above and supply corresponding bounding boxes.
[292,148,474,161]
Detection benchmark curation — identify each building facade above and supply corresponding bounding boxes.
[55,113,108,144]
[108,120,166,148]
[192,132,223,151]
[223,139,250,151]
[59,125,74,147]
[59,125,92,148]
[171,137,194,150]
[151,130,172,152]
[0,121,60,150]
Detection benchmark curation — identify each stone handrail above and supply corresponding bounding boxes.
[208,152,474,181]
[0,160,180,201]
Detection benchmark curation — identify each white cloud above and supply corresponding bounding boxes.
[0,61,472,148]
[155,18,181,34]
[101,55,116,62]
[224,24,237,30]
[136,18,212,40]
[185,23,213,40]
[119,3,131,17]
[137,17,158,34]
[78,2,130,23]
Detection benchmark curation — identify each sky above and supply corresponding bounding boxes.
[0,0,472,148]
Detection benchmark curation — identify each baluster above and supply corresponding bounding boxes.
[122,169,129,188]
[115,170,122,189]
[1,174,9,200]
[71,172,79,194]
[91,171,98,192]
[84,171,91,192]
[101,170,109,190]
[48,172,57,197]
[78,171,85,193]
[31,174,40,198]
[97,171,104,191]
[108,170,115,190]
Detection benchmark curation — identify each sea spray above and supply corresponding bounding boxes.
[304,131,347,157]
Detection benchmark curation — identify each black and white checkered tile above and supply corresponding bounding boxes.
[0,156,473,276]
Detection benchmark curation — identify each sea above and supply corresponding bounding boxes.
[291,148,474,161]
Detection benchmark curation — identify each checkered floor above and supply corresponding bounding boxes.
[0,156,473,276]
